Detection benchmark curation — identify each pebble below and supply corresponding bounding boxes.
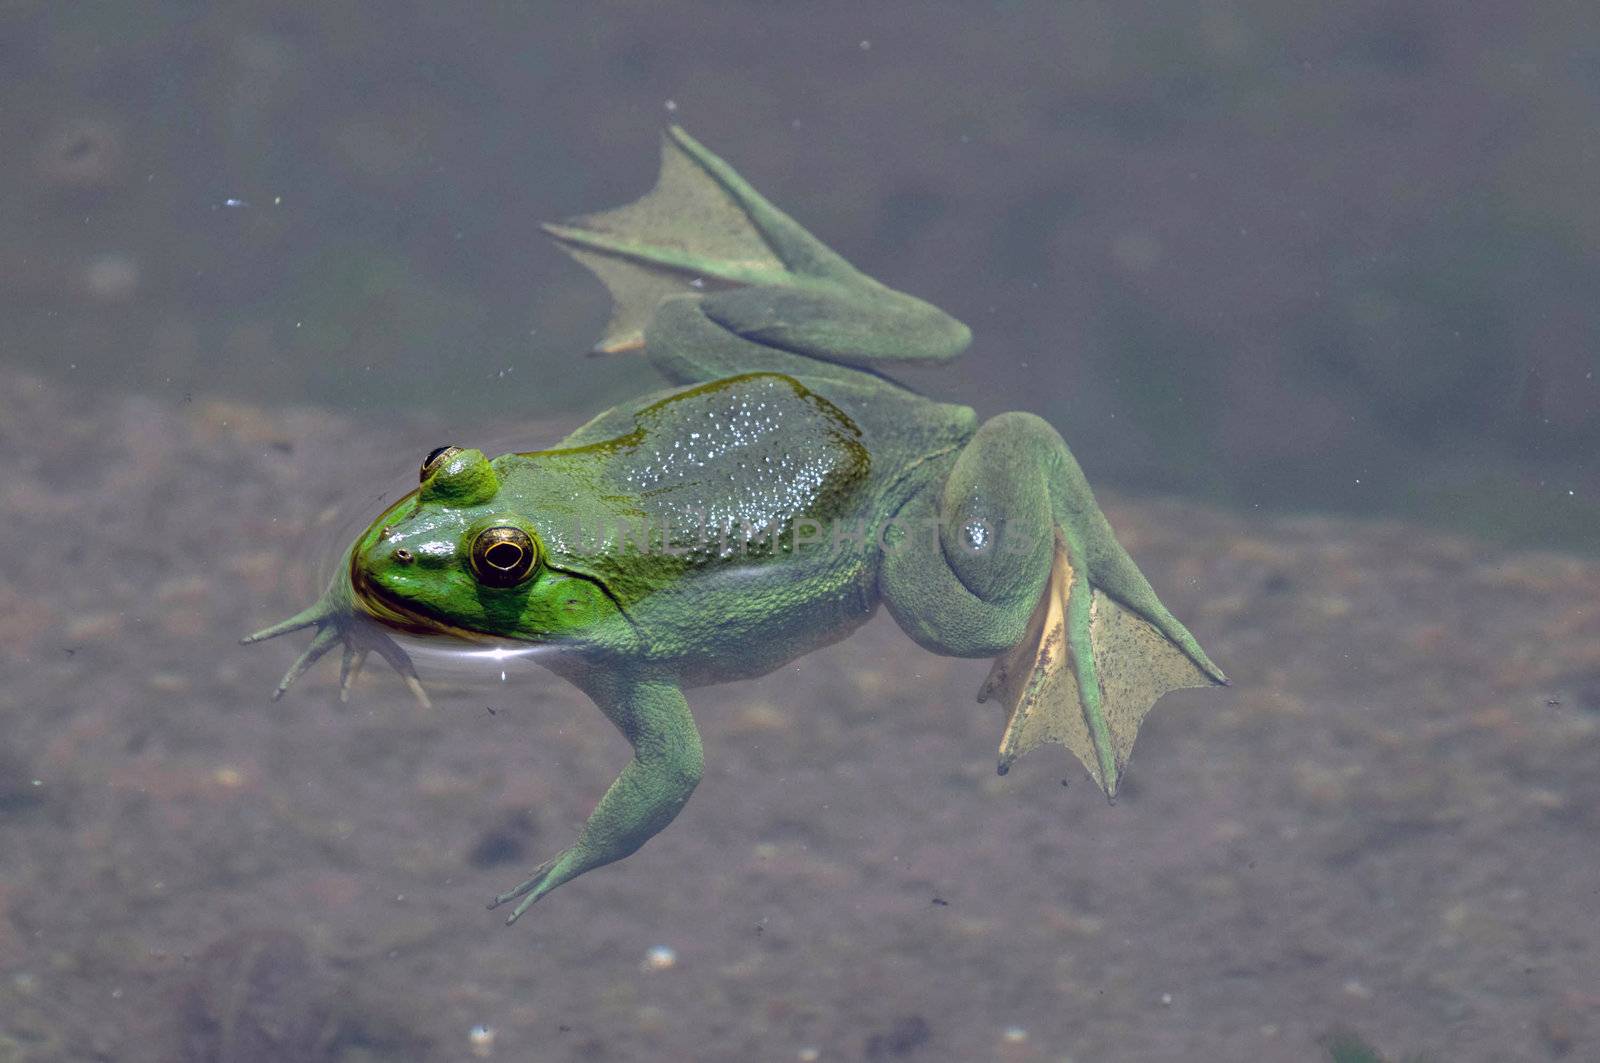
[65,613,121,641]
[82,253,139,302]
[0,590,52,656]
[34,116,124,189]
[1537,1002,1584,1056]
[851,667,888,699]
[1526,787,1566,810]
[1290,759,1353,807]
[729,701,789,734]
[155,576,210,603]
[147,673,190,694]
[468,1023,496,1057]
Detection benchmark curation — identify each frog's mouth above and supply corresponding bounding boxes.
[349,554,498,643]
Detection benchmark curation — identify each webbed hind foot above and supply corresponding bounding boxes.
[880,411,1225,797]
[546,126,969,381]
[978,527,1225,797]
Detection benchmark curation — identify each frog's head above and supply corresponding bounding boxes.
[349,446,623,648]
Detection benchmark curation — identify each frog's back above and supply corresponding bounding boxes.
[794,371,977,516]
[553,370,975,532]
[523,371,973,681]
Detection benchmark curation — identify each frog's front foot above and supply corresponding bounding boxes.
[242,591,430,708]
[486,854,572,925]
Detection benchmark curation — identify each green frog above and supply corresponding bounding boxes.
[245,128,1226,925]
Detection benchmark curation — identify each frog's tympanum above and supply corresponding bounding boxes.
[245,128,1227,924]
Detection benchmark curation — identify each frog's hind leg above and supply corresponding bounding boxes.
[879,413,1226,797]
[546,126,970,380]
[638,295,851,386]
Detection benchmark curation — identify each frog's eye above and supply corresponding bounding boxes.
[470,525,538,587]
[420,445,463,483]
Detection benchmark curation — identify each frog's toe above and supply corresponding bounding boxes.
[272,624,341,701]
[407,676,431,710]
[247,599,432,707]
[487,857,560,925]
[240,601,327,646]
[363,632,431,709]
[328,620,431,707]
[337,645,368,703]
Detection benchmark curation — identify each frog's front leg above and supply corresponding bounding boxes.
[488,676,702,924]
[879,413,1227,797]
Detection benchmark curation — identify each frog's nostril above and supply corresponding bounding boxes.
[393,548,414,564]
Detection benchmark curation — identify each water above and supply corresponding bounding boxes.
[2,5,1597,1061]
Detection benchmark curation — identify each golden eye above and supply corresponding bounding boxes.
[470,525,537,587]
[420,445,463,483]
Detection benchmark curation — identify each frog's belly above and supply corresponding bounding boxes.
[623,547,878,686]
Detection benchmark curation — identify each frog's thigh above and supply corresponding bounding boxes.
[880,415,1059,658]
[644,295,858,385]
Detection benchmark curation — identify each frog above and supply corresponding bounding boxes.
[244,127,1227,925]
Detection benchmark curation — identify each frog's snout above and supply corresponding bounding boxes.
[352,536,432,623]
[362,537,420,577]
